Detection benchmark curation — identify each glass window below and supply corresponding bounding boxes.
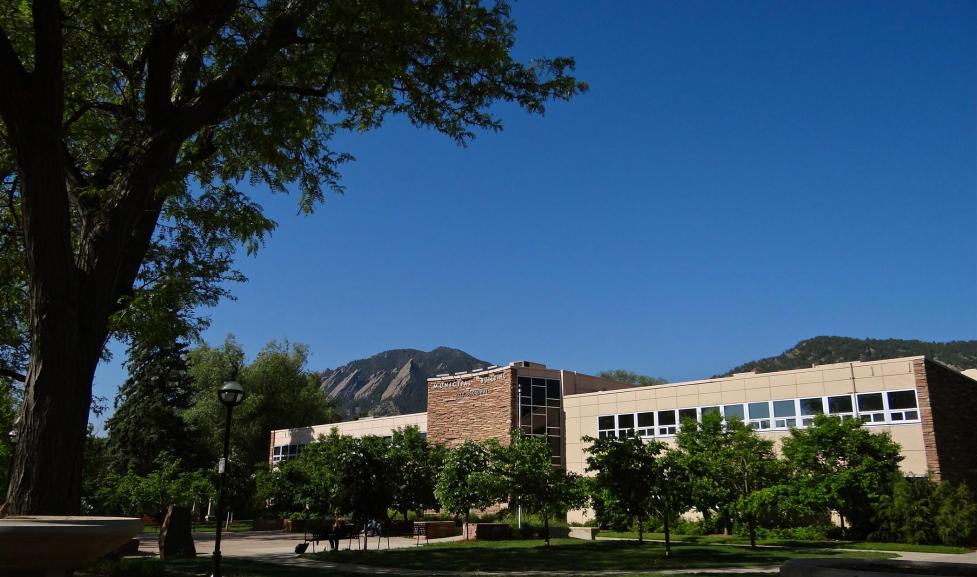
[518,377,532,389]
[547,396,561,408]
[532,377,547,388]
[618,413,635,430]
[773,400,795,417]
[857,393,884,412]
[598,416,615,430]
[547,407,561,424]
[678,408,697,424]
[532,386,545,406]
[800,398,824,415]
[637,412,655,427]
[521,405,532,423]
[658,410,676,426]
[748,402,770,419]
[723,404,745,421]
[532,414,546,434]
[701,406,720,417]
[546,379,561,399]
[828,395,853,414]
[887,390,917,410]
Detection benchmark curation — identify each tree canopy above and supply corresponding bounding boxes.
[597,370,667,386]
[0,0,584,514]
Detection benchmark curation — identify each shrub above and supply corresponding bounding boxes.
[873,476,977,546]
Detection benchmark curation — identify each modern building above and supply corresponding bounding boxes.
[270,356,977,520]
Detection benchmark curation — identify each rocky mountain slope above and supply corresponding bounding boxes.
[318,347,492,418]
[721,336,977,376]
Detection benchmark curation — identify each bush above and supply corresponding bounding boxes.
[873,476,977,546]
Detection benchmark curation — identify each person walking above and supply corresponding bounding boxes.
[328,512,345,551]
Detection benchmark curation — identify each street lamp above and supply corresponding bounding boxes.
[212,381,245,577]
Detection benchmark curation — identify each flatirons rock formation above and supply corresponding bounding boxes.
[319,347,492,418]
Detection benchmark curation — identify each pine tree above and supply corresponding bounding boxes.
[106,342,202,475]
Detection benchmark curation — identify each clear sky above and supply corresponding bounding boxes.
[92,0,976,428]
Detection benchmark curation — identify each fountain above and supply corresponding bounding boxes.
[0,516,144,577]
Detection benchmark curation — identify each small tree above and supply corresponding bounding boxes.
[583,432,659,544]
[722,420,782,548]
[488,432,585,545]
[781,414,902,537]
[675,410,737,533]
[388,425,440,521]
[647,450,691,556]
[435,441,494,534]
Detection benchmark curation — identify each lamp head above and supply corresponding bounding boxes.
[218,381,245,407]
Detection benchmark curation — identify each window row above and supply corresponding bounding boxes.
[597,389,920,439]
[272,443,304,463]
[517,377,562,408]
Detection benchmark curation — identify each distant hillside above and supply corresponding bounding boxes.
[318,347,492,418]
[722,336,977,376]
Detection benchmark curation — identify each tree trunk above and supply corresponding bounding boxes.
[748,516,757,549]
[4,271,106,515]
[543,514,550,546]
[637,515,643,543]
[663,511,671,557]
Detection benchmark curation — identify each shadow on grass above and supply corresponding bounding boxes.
[313,538,895,572]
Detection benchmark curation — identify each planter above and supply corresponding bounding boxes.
[413,521,461,539]
[568,526,600,540]
[0,516,143,577]
[254,518,284,531]
[463,523,512,540]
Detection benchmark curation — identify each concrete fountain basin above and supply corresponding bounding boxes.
[0,516,144,576]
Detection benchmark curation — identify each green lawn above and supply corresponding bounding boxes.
[598,530,973,554]
[313,537,895,572]
[140,520,257,535]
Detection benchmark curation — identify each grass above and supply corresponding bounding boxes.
[312,537,895,572]
[598,531,974,554]
[80,555,776,577]
[141,520,257,535]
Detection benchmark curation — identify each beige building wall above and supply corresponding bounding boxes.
[564,357,930,524]
[269,412,427,463]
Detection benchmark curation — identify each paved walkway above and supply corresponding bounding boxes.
[135,531,976,575]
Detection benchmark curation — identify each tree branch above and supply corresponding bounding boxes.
[0,26,32,146]
[0,367,26,383]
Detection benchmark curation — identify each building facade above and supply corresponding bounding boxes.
[270,356,977,519]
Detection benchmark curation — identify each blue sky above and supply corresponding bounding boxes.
[92,0,976,427]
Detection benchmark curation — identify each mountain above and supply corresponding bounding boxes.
[318,347,492,418]
[721,336,977,377]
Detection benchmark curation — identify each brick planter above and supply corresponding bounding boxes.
[413,521,461,539]
[464,523,512,540]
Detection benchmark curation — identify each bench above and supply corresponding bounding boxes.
[413,522,428,546]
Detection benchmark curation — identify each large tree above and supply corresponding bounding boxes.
[0,1,584,514]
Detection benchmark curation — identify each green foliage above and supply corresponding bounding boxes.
[583,432,664,543]
[722,336,977,376]
[597,370,667,386]
[388,425,442,520]
[105,341,203,475]
[93,451,213,517]
[872,476,977,546]
[435,440,495,525]
[486,431,585,545]
[0,381,15,491]
[183,337,338,471]
[781,414,902,537]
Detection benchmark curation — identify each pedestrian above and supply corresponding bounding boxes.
[328,512,344,551]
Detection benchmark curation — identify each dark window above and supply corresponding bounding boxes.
[701,406,720,417]
[532,414,546,434]
[547,407,561,424]
[521,425,533,435]
[518,377,532,390]
[598,416,615,430]
[857,393,884,412]
[800,398,824,415]
[888,390,917,410]
[748,402,769,419]
[657,410,676,426]
[618,414,635,429]
[548,436,561,455]
[547,396,561,408]
[828,395,853,414]
[637,412,655,427]
[546,379,561,399]
[521,405,532,423]
[678,408,697,423]
[547,427,561,437]
[532,377,547,388]
[723,404,745,421]
[532,386,546,406]
[773,400,795,417]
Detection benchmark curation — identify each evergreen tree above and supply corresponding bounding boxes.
[106,342,202,475]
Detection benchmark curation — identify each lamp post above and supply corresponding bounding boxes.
[212,381,245,577]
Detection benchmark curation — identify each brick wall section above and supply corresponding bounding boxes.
[915,359,977,487]
[427,368,516,447]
